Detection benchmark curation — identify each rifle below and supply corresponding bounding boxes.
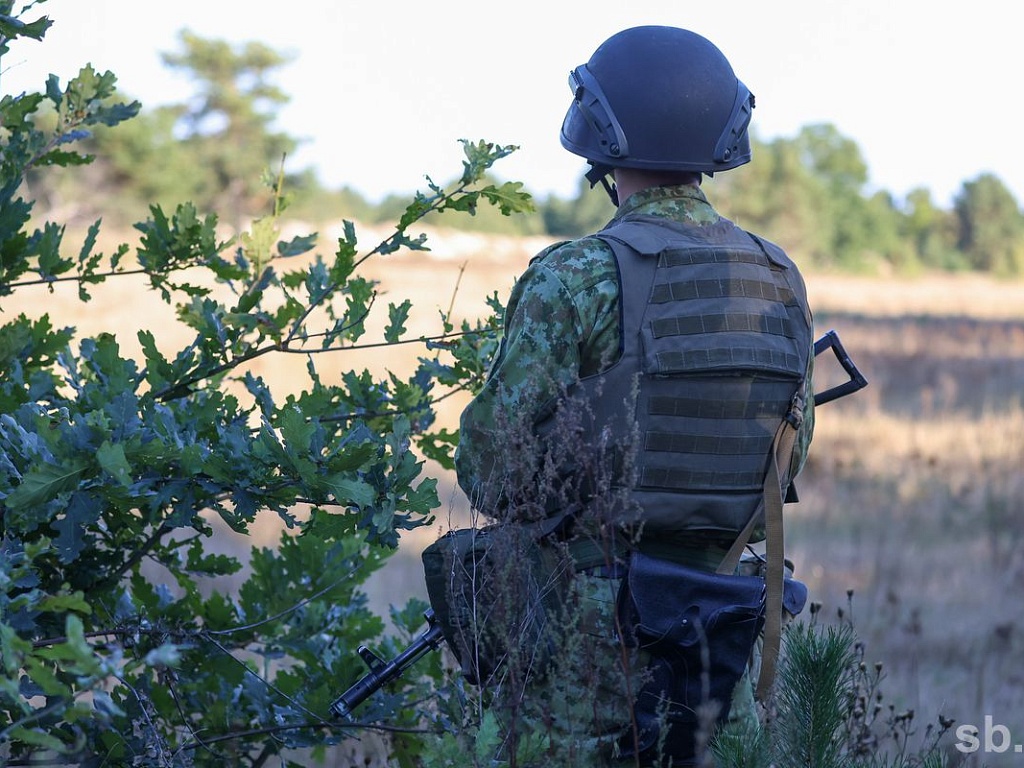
[329,608,444,719]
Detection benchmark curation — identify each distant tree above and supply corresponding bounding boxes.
[903,187,963,271]
[796,123,869,195]
[954,172,1024,274]
[22,97,205,229]
[373,190,417,225]
[22,31,305,231]
[88,104,198,218]
[713,134,833,268]
[794,124,888,269]
[842,190,911,272]
[285,182,378,225]
[539,175,615,238]
[161,30,298,227]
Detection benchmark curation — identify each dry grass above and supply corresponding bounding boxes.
[807,272,1024,320]
[6,221,1024,763]
[790,301,1024,766]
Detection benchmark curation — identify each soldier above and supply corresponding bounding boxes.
[454,26,815,767]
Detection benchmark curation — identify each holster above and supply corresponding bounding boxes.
[616,551,766,765]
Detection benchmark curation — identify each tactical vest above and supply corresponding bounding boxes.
[571,214,813,538]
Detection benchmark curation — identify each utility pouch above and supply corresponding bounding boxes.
[421,520,572,685]
[617,551,766,764]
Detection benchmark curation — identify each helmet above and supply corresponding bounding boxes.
[560,26,755,181]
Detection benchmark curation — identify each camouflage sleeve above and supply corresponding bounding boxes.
[795,346,815,475]
[787,334,816,487]
[454,240,620,512]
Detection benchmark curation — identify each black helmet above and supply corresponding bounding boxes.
[560,26,755,183]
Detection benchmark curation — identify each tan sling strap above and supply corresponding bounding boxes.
[716,406,801,702]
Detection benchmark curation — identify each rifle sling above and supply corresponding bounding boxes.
[716,416,797,702]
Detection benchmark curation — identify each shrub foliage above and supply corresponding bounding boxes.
[0,4,532,764]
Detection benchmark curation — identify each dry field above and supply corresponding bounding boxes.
[5,221,1024,764]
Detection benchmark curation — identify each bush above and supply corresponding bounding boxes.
[0,5,532,764]
[714,601,959,768]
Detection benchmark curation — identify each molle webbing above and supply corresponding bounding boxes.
[651,344,802,374]
[641,466,767,491]
[644,431,770,456]
[647,389,789,420]
[639,238,804,379]
[586,216,812,536]
[643,378,788,492]
[650,312,796,338]
[651,276,795,304]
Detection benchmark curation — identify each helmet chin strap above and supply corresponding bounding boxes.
[585,163,619,206]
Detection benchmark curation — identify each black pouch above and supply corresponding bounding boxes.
[617,551,766,765]
[421,521,572,685]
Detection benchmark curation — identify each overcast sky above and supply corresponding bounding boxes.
[3,0,1020,208]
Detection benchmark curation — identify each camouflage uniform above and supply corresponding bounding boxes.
[455,183,813,509]
[454,183,814,766]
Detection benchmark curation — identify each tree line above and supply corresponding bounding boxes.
[23,30,1024,276]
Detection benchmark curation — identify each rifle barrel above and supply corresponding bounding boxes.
[330,610,444,719]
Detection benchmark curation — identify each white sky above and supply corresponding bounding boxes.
[3,0,1020,209]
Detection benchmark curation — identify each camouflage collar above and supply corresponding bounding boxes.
[613,183,718,225]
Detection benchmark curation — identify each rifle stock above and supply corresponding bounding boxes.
[813,329,868,405]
